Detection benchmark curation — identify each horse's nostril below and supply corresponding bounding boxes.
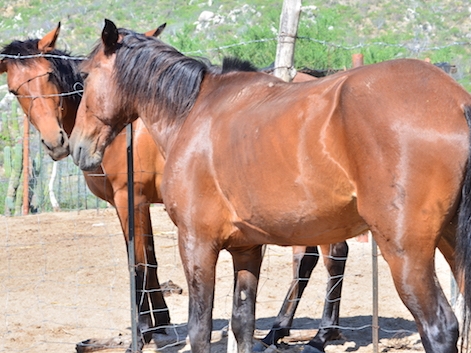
[73,146,83,166]
[41,138,53,151]
[60,130,66,146]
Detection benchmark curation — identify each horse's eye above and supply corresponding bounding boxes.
[80,72,89,81]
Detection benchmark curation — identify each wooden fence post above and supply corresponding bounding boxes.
[352,53,364,68]
[352,54,369,245]
[22,115,29,215]
[274,0,302,82]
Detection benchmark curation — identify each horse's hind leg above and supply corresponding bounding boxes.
[258,242,348,352]
[371,225,458,353]
[437,216,457,280]
[305,241,348,352]
[258,246,320,348]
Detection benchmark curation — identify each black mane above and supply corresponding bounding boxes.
[109,29,259,122]
[112,30,211,122]
[221,57,258,73]
[1,39,42,58]
[1,38,83,106]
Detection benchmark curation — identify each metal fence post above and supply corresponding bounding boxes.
[127,123,139,352]
[372,237,379,353]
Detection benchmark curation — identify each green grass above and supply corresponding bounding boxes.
[1,0,471,211]
[1,1,470,90]
[1,1,470,70]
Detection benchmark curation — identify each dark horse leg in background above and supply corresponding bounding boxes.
[255,242,348,352]
[114,191,171,351]
[83,168,171,353]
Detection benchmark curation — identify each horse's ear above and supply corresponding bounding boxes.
[144,23,166,37]
[102,19,119,55]
[38,22,61,53]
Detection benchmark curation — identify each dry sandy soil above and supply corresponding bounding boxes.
[0,205,455,353]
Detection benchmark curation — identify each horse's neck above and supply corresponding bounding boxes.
[62,97,80,136]
[56,59,82,137]
[137,108,182,155]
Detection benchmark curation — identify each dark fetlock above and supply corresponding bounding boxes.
[301,342,325,353]
[125,337,145,353]
[261,327,290,346]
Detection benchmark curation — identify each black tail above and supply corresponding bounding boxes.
[457,105,471,351]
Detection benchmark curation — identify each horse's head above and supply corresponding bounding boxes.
[70,19,165,171]
[0,22,79,161]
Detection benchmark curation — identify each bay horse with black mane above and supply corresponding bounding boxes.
[0,22,171,351]
[0,22,359,353]
[69,19,471,353]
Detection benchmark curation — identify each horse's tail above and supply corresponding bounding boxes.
[457,105,471,351]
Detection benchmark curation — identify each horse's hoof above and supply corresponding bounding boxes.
[301,344,324,353]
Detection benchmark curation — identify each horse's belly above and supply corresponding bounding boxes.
[229,194,367,247]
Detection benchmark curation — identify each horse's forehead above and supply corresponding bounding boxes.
[83,47,111,71]
[80,55,94,71]
[6,58,50,82]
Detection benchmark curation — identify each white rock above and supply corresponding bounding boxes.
[198,10,215,22]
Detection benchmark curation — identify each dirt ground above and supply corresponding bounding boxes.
[0,205,455,353]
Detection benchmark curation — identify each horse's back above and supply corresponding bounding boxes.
[164,59,471,247]
[166,71,362,245]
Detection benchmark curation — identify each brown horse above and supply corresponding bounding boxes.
[0,22,171,351]
[69,20,471,353]
[0,23,355,353]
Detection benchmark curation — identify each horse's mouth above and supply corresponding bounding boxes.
[69,137,103,171]
[46,145,70,161]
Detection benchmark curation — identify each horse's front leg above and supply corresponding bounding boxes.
[133,201,171,330]
[229,245,264,353]
[179,230,220,353]
[114,192,170,351]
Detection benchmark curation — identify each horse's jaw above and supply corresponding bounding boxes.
[73,147,103,171]
[69,135,104,171]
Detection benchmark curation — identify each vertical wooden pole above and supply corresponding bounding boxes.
[353,54,368,244]
[22,114,29,215]
[274,0,302,82]
[49,162,60,211]
[352,53,364,68]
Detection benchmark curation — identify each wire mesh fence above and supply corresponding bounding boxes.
[0,107,108,216]
[0,207,453,353]
[0,83,457,353]
[0,28,463,353]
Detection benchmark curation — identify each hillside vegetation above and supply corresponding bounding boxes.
[1,0,471,79]
[1,0,471,214]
